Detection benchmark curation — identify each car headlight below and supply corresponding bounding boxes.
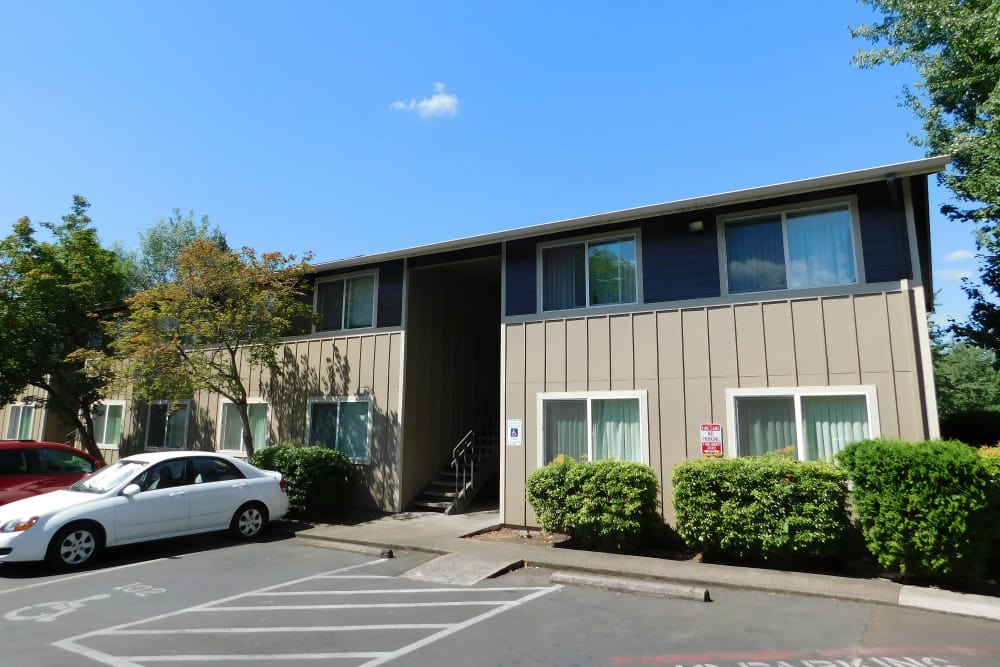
[0,517,38,533]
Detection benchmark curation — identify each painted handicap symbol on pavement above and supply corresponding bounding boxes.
[5,594,111,622]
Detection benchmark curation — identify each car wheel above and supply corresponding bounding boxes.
[46,522,102,569]
[230,502,267,540]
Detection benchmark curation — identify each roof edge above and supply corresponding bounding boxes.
[312,155,950,272]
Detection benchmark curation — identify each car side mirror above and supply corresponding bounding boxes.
[122,483,141,497]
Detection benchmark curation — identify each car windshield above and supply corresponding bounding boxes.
[69,460,148,493]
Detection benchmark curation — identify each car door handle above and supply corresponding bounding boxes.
[168,491,186,497]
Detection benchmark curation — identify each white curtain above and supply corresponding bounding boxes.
[803,395,869,461]
[6,405,33,439]
[543,400,587,461]
[786,206,856,289]
[542,245,586,310]
[735,397,796,457]
[105,405,123,446]
[591,398,640,461]
[221,404,243,450]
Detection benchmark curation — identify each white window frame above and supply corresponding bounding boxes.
[725,385,880,461]
[305,396,373,464]
[717,196,865,297]
[145,400,191,450]
[537,230,642,313]
[536,390,649,466]
[217,398,270,453]
[92,400,126,448]
[5,403,35,440]
[313,270,379,333]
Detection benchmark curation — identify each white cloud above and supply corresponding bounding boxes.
[935,268,973,281]
[944,249,975,262]
[390,82,459,118]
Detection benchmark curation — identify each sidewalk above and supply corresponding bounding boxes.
[284,509,1000,623]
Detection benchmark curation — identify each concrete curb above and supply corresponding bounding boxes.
[551,571,711,602]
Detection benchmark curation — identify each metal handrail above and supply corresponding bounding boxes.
[451,430,477,501]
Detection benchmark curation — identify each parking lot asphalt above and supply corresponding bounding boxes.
[286,509,1000,624]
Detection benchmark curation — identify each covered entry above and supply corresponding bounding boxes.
[401,249,502,512]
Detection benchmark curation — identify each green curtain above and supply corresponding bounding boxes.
[248,404,269,450]
[164,404,188,449]
[337,401,370,461]
[591,398,640,461]
[735,397,796,457]
[543,400,587,462]
[803,395,868,462]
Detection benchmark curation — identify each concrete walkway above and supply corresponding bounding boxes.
[284,509,1000,623]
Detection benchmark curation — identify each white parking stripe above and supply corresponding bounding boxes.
[52,557,562,666]
[245,586,550,596]
[195,601,515,610]
[0,558,168,595]
[360,585,562,667]
[107,624,453,635]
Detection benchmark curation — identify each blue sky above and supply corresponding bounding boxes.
[0,1,975,322]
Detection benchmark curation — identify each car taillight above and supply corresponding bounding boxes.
[279,476,286,491]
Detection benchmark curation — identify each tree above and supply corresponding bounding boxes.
[0,197,130,460]
[125,209,227,291]
[852,1,1000,351]
[111,240,314,457]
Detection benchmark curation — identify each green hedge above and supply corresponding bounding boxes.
[838,439,994,581]
[251,443,352,519]
[525,457,660,551]
[672,457,850,562]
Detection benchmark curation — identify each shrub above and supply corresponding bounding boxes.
[672,457,850,562]
[251,443,352,518]
[526,457,660,552]
[838,439,993,582]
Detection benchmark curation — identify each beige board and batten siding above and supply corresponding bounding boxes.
[152,331,404,512]
[502,288,930,528]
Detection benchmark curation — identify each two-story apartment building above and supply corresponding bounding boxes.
[1,156,947,526]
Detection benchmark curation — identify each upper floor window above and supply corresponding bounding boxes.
[5,404,34,440]
[315,273,376,332]
[146,400,190,450]
[541,234,638,311]
[722,201,860,295]
[92,401,125,448]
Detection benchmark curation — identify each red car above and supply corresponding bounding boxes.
[0,440,105,505]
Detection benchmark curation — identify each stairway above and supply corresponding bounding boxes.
[410,430,499,514]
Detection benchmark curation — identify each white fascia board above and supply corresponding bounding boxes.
[311,155,950,273]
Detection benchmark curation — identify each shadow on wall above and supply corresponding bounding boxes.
[265,345,400,512]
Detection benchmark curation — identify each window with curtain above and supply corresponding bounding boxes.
[220,402,269,452]
[725,204,857,294]
[316,273,376,332]
[307,398,371,463]
[92,402,124,447]
[5,405,34,439]
[542,235,637,311]
[541,395,643,464]
[146,402,190,449]
[733,391,871,461]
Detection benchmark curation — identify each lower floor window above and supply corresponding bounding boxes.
[307,398,371,463]
[147,401,190,449]
[5,404,34,440]
[730,388,876,461]
[220,402,269,452]
[539,392,646,464]
[92,402,124,447]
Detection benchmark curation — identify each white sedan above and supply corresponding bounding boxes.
[0,451,289,569]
